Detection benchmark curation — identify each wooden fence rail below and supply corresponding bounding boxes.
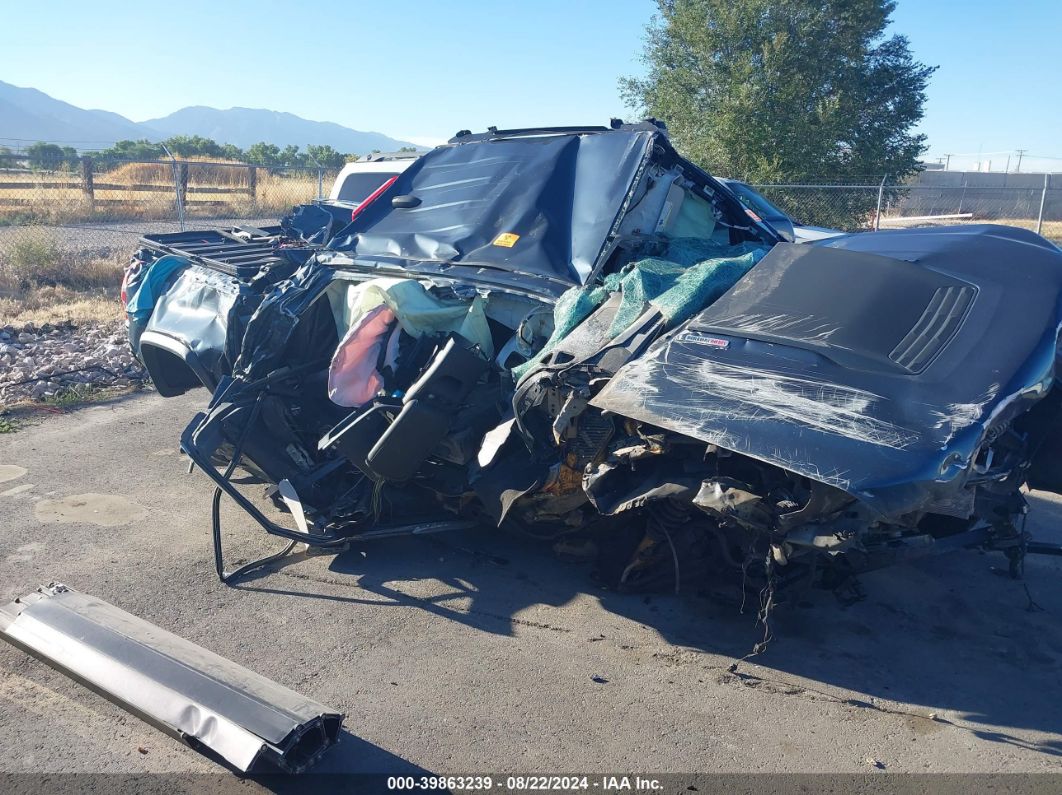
[0,157,264,205]
[0,170,259,199]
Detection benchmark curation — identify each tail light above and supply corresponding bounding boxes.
[350,175,399,222]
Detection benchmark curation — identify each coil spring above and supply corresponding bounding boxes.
[648,498,692,531]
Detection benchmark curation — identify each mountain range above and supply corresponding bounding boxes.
[0,80,417,153]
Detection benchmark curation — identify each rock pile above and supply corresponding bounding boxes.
[0,319,148,405]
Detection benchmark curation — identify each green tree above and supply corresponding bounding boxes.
[305,144,346,169]
[245,142,282,167]
[91,139,166,162]
[279,144,306,167]
[219,143,245,161]
[60,146,79,171]
[163,135,226,159]
[25,142,66,170]
[621,0,935,185]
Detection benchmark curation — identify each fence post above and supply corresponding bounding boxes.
[161,144,186,231]
[874,174,887,230]
[317,167,324,200]
[176,162,188,207]
[172,161,188,231]
[247,165,257,204]
[1037,173,1049,236]
[80,156,94,209]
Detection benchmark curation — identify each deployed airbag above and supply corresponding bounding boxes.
[514,238,767,380]
[330,277,494,358]
[328,303,397,407]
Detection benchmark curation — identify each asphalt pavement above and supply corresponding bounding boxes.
[0,391,1060,782]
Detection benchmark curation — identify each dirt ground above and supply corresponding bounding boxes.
[0,391,1060,787]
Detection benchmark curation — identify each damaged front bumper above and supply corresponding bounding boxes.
[0,584,343,774]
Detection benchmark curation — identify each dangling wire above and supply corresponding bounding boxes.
[732,545,777,669]
[370,477,386,520]
[211,391,298,583]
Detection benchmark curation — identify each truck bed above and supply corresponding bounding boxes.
[140,225,307,279]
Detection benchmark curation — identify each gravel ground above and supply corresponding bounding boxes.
[0,391,1060,788]
[0,217,274,406]
[0,318,147,405]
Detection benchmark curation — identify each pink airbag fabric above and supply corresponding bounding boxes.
[327,304,397,407]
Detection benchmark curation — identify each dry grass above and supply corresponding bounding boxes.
[0,231,123,325]
[0,289,121,326]
[0,157,325,224]
[107,156,252,186]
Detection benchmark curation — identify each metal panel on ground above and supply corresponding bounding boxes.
[0,583,343,774]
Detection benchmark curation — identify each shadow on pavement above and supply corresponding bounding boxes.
[314,729,436,775]
[243,730,435,791]
[234,492,1062,761]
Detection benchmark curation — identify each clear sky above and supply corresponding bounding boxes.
[1,0,1060,167]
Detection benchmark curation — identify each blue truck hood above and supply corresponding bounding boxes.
[327,129,655,288]
[592,226,1062,514]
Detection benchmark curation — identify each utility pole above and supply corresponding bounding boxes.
[943,153,952,171]
[1016,149,1027,173]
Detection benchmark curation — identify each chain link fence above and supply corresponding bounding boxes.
[2,152,1060,271]
[0,152,341,264]
[752,173,1062,242]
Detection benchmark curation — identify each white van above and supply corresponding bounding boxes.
[327,152,421,209]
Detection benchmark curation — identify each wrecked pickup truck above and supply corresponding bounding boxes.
[125,121,1062,598]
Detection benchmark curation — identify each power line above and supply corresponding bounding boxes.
[0,136,132,144]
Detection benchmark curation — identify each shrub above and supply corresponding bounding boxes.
[0,233,123,293]
[3,235,63,288]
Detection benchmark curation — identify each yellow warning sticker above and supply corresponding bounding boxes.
[492,232,520,248]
